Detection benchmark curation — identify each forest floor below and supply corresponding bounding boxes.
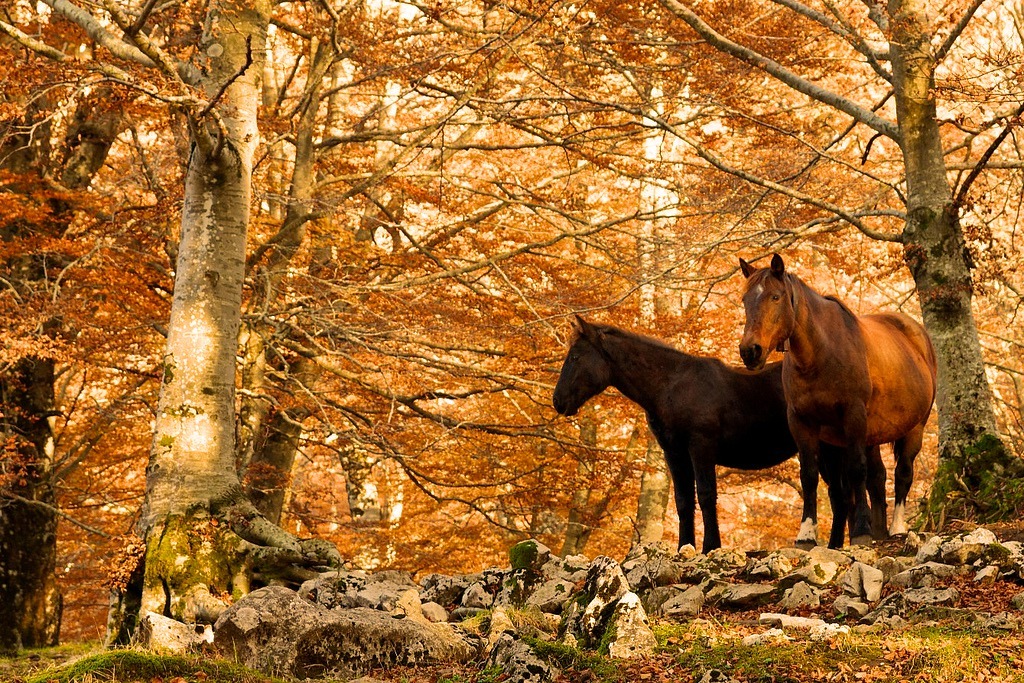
[6,521,1024,683]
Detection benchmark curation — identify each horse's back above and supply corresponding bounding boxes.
[858,312,936,443]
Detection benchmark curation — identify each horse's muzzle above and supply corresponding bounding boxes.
[739,343,764,370]
[552,395,577,416]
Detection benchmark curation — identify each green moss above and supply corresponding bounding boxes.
[25,649,288,683]
[509,539,541,571]
[927,433,1024,526]
[144,513,244,621]
[524,636,621,679]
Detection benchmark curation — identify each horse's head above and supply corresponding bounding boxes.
[738,253,795,370]
[552,315,612,416]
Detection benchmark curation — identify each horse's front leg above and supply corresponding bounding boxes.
[865,444,888,540]
[689,433,721,553]
[796,440,821,548]
[789,412,822,549]
[891,423,924,536]
[663,446,697,550]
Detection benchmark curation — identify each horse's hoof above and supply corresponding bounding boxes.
[850,534,873,547]
[794,539,817,550]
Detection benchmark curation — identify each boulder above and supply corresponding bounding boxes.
[488,633,559,683]
[777,581,820,611]
[779,559,839,588]
[420,573,475,608]
[914,535,943,564]
[559,556,630,648]
[841,562,884,602]
[510,539,552,572]
[461,583,493,610]
[808,546,852,566]
[526,579,574,614]
[647,581,704,618]
[541,554,590,583]
[832,595,870,619]
[890,562,958,589]
[487,606,516,650]
[420,601,449,623]
[622,543,685,591]
[135,611,212,654]
[973,565,1000,585]
[602,592,657,659]
[214,586,479,679]
[720,583,776,609]
[745,552,794,581]
[902,587,960,607]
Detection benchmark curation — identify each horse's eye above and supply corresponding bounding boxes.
[772,294,781,302]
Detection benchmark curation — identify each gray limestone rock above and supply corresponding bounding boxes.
[559,555,630,648]
[488,633,559,683]
[720,583,776,609]
[603,592,657,659]
[526,579,574,614]
[841,562,884,602]
[777,581,821,611]
[833,595,870,619]
[214,586,479,679]
[135,611,212,654]
[902,587,960,607]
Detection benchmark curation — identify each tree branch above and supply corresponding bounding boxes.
[658,0,900,140]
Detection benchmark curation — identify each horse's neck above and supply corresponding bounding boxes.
[787,277,842,370]
[602,334,684,412]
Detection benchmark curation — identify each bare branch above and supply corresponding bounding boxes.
[936,0,987,63]
[658,0,900,140]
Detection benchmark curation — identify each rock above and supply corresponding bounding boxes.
[677,544,700,561]
[300,570,369,609]
[720,583,776,608]
[808,546,852,566]
[421,574,474,608]
[842,562,884,602]
[759,613,828,631]
[421,601,449,623]
[809,622,850,642]
[135,611,211,654]
[741,628,790,646]
[940,528,997,565]
[526,579,575,614]
[777,581,820,611]
[391,589,428,623]
[603,592,657,659]
[976,613,1020,631]
[214,586,479,679]
[488,633,559,683]
[487,606,516,650]
[704,548,750,577]
[462,583,493,609]
[745,552,794,581]
[902,587,960,607]
[622,543,685,591]
[833,595,870,619]
[351,581,417,611]
[779,559,839,588]
[914,535,943,564]
[656,584,706,619]
[890,562,958,589]
[541,554,590,583]
[847,546,878,565]
[510,539,552,572]
[496,569,538,607]
[974,565,1000,585]
[699,669,740,683]
[1012,591,1024,611]
[874,556,905,584]
[559,556,630,648]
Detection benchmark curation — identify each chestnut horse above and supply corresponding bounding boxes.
[739,254,937,548]
[552,315,882,552]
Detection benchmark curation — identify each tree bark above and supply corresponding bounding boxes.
[0,88,120,652]
[888,0,1018,520]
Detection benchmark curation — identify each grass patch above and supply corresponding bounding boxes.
[525,637,622,680]
[24,649,289,683]
[655,620,1024,683]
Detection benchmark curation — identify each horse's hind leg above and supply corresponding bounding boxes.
[866,445,887,540]
[891,424,924,536]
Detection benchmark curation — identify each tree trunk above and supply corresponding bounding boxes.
[888,0,1018,522]
[136,0,337,627]
[0,87,120,652]
[0,359,60,653]
[634,439,670,545]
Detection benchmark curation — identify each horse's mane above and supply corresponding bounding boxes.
[788,274,858,322]
[574,321,686,356]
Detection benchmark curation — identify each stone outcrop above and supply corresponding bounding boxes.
[162,526,1024,681]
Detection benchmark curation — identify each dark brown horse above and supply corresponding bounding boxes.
[551,316,879,551]
[739,254,937,548]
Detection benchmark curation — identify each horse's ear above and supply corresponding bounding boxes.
[770,253,786,279]
[574,314,593,339]
[739,258,755,279]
